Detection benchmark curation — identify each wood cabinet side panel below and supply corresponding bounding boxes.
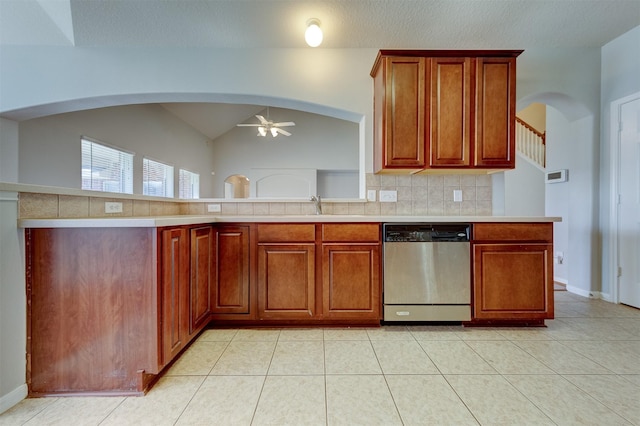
[190,226,214,333]
[473,244,553,320]
[212,226,250,313]
[257,224,316,242]
[28,228,159,394]
[258,244,315,319]
[430,57,472,167]
[475,57,516,167]
[473,223,553,242]
[322,244,381,319]
[321,223,380,242]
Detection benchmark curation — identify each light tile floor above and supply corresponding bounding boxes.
[2,291,640,425]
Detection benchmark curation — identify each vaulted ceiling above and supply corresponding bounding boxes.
[2,0,638,139]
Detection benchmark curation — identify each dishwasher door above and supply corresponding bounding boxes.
[384,241,470,305]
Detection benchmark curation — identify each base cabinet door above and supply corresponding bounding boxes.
[258,244,316,319]
[160,227,190,365]
[189,226,214,335]
[473,243,553,320]
[212,225,250,315]
[322,244,381,319]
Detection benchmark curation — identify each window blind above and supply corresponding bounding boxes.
[81,138,133,193]
[143,158,174,198]
[179,169,200,199]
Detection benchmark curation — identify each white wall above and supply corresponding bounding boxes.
[600,26,640,298]
[211,108,358,198]
[0,118,19,183]
[503,155,545,217]
[19,105,217,197]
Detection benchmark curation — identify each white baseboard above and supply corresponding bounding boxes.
[553,277,568,285]
[600,292,613,302]
[566,285,600,299]
[0,384,27,414]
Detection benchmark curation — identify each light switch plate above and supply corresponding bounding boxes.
[453,190,463,202]
[105,202,123,213]
[207,204,221,213]
[367,190,377,202]
[379,190,397,202]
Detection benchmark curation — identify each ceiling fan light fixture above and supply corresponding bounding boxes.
[258,126,267,136]
[305,19,323,47]
[270,127,278,137]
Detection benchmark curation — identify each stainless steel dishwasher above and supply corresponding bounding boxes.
[383,223,471,321]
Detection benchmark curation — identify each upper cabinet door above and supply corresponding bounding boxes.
[429,57,472,167]
[475,57,516,168]
[373,56,427,172]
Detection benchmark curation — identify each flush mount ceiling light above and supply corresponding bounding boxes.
[305,18,323,47]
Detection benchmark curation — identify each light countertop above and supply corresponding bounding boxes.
[19,215,562,228]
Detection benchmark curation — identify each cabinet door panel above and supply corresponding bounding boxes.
[161,228,190,364]
[212,226,250,314]
[473,244,553,320]
[430,57,472,167]
[258,244,315,319]
[190,226,213,334]
[322,244,381,319]
[378,57,427,170]
[475,57,516,167]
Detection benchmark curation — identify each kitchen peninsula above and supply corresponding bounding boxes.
[20,209,559,396]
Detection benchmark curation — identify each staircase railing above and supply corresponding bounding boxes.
[516,117,546,168]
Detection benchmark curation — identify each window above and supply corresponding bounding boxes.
[179,169,200,199]
[143,158,174,198]
[81,138,133,193]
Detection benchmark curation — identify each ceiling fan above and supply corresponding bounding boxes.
[236,108,295,137]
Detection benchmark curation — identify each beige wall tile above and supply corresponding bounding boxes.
[364,202,381,215]
[396,201,412,215]
[380,202,396,215]
[58,195,89,218]
[133,200,151,216]
[268,203,285,215]
[237,202,254,215]
[253,203,270,215]
[19,193,58,218]
[185,202,205,215]
[348,203,365,215]
[221,202,237,215]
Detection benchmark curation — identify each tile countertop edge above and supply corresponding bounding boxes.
[18,215,562,228]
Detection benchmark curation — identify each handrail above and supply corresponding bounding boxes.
[516,117,546,144]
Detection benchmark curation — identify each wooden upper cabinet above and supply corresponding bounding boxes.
[373,56,427,172]
[371,50,522,173]
[430,57,472,167]
[475,57,517,168]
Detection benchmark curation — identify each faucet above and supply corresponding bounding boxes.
[310,195,322,215]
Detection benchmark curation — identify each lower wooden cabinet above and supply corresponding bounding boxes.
[211,225,250,315]
[257,243,316,319]
[322,244,380,319]
[160,227,190,365]
[189,226,214,335]
[471,223,554,323]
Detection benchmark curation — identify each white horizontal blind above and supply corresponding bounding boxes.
[179,169,200,199]
[81,138,133,193]
[143,158,174,198]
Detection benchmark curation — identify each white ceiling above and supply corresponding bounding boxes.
[2,0,638,139]
[2,0,639,48]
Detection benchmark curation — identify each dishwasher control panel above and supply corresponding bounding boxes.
[383,223,470,242]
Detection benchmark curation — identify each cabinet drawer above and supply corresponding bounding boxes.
[322,224,380,242]
[257,224,316,242]
[473,223,552,243]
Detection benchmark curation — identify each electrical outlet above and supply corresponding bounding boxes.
[105,202,123,214]
[207,204,221,213]
[453,189,462,202]
[367,190,377,202]
[379,190,397,202]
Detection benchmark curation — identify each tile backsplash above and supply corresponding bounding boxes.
[18,173,492,219]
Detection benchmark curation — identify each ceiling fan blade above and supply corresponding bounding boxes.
[236,123,261,127]
[275,127,292,136]
[273,121,295,127]
[256,115,269,125]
